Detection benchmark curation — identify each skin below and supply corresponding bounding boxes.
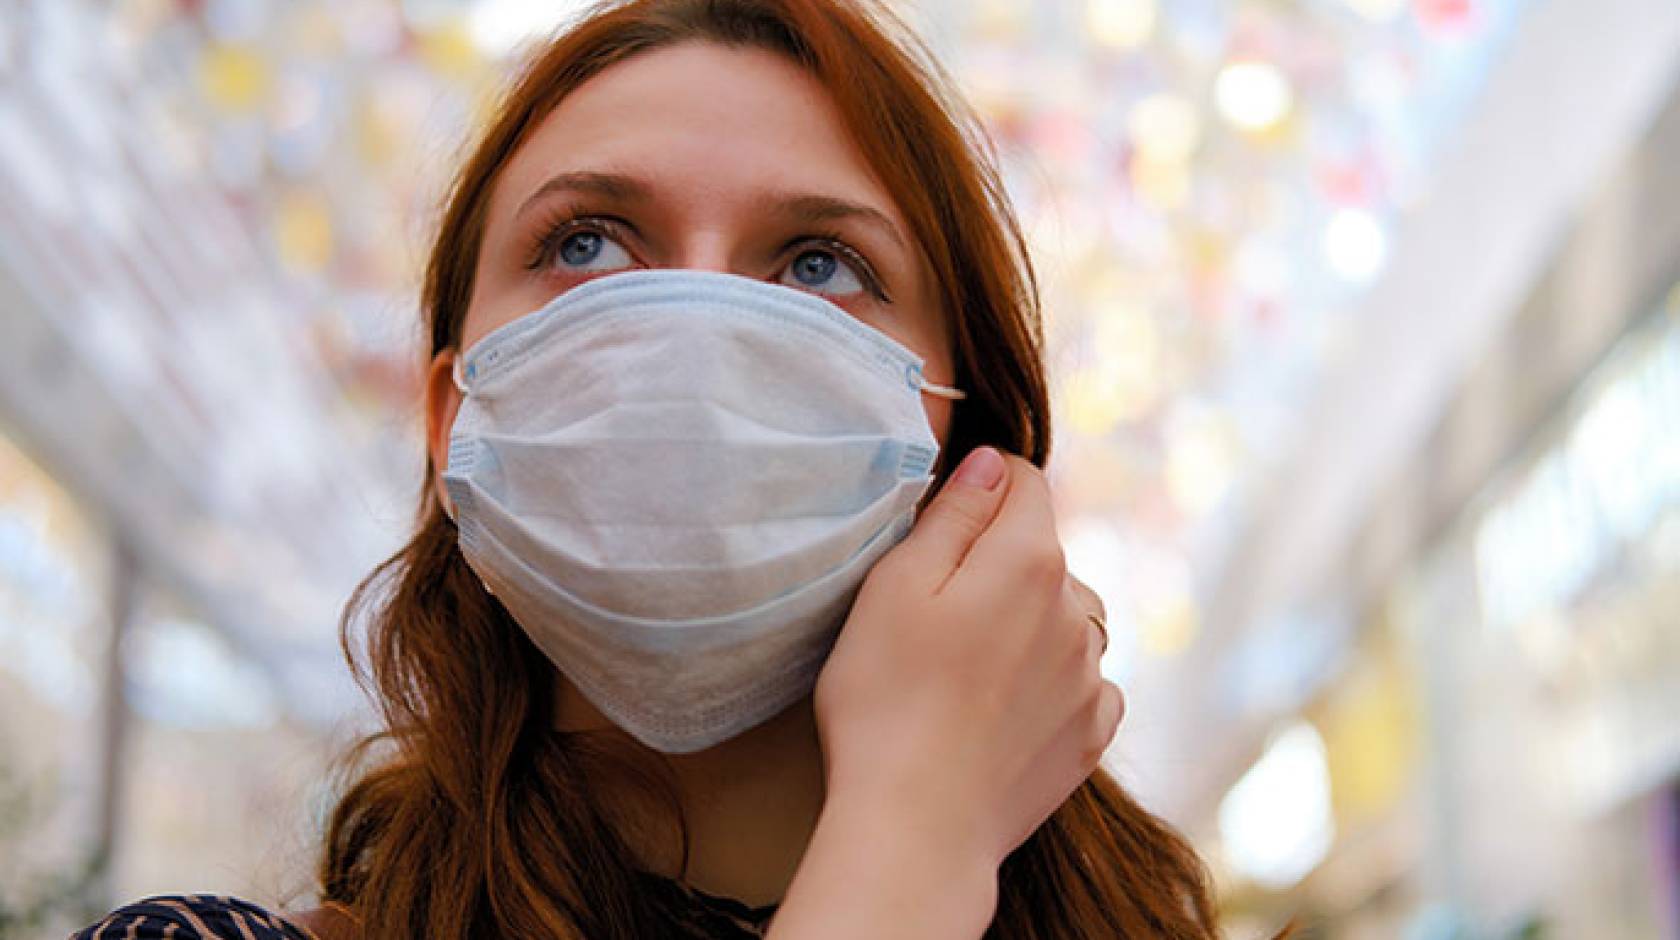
[422,43,1116,923]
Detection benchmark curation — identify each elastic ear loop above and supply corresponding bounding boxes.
[446,355,497,598]
[919,378,966,400]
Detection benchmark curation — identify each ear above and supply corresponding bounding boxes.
[425,349,463,515]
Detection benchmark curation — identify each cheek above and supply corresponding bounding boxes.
[923,395,955,454]
[915,398,958,514]
[921,349,958,456]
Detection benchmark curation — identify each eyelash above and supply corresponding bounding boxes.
[520,207,893,303]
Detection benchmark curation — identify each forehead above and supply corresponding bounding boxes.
[490,41,898,222]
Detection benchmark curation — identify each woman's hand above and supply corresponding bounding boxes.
[815,444,1122,864]
[773,447,1121,938]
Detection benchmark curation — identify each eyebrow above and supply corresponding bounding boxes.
[517,170,650,214]
[769,192,910,255]
[514,169,910,253]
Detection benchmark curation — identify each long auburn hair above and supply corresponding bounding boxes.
[318,1,1226,937]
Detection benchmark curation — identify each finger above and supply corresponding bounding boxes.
[895,446,1010,584]
[964,456,1060,580]
[1076,680,1127,773]
[1066,575,1106,623]
[1060,578,1109,663]
[1082,607,1108,663]
[1098,680,1125,744]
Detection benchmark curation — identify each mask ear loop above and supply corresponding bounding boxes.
[445,354,496,597]
[452,355,470,394]
[919,379,966,401]
[441,353,468,523]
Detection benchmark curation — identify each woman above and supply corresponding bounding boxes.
[74,1,1230,937]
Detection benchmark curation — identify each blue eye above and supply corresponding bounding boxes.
[539,225,634,274]
[779,247,866,297]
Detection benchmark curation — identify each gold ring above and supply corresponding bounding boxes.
[1086,612,1108,654]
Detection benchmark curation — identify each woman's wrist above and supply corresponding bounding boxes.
[767,789,999,939]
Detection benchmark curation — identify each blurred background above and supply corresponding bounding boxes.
[1,0,1677,936]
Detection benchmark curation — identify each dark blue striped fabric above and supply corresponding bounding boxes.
[69,894,316,939]
[71,873,779,938]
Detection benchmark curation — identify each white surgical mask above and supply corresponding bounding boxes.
[442,268,963,753]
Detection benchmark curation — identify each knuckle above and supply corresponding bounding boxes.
[1069,576,1105,620]
[1083,726,1112,767]
[1022,541,1067,587]
[1097,682,1124,731]
[1041,537,1067,569]
[1065,674,1098,724]
[1082,623,1105,666]
[1079,687,1118,765]
[1065,612,1096,665]
[1078,723,1107,766]
[1007,455,1046,483]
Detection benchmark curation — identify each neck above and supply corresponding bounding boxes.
[554,677,826,909]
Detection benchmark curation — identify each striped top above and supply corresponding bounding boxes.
[69,895,317,940]
[72,874,780,938]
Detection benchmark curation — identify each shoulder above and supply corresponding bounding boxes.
[70,894,325,940]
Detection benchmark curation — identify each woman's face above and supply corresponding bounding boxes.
[427,41,957,474]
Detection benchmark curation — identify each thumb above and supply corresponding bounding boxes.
[897,446,1010,583]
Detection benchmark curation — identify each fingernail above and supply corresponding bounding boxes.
[952,446,1005,490]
